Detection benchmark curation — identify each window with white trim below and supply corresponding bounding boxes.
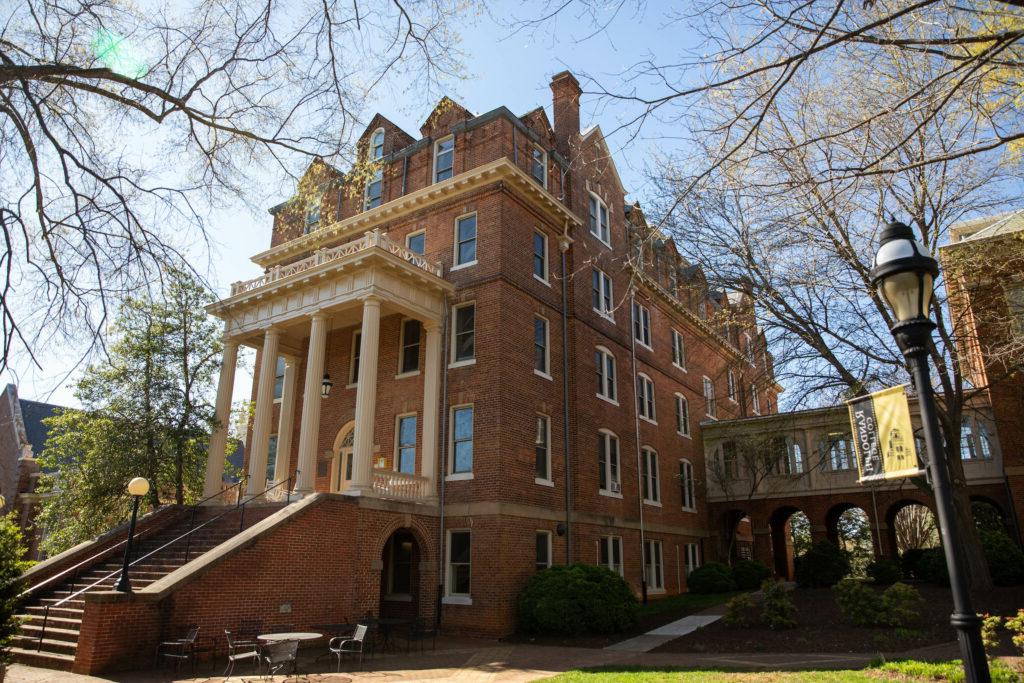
[598,430,620,494]
[751,384,760,415]
[721,441,739,478]
[399,319,421,375]
[454,214,477,267]
[637,373,656,422]
[364,128,385,209]
[434,136,454,183]
[451,405,473,474]
[535,531,552,571]
[532,230,549,283]
[703,376,716,418]
[395,414,417,474]
[534,316,550,377]
[273,356,286,400]
[406,230,425,255]
[304,194,322,234]
[675,394,690,437]
[266,434,278,483]
[684,543,700,577]
[644,540,664,590]
[821,433,854,471]
[596,346,617,402]
[446,530,471,597]
[535,414,551,481]
[599,536,623,576]
[588,193,610,245]
[632,301,652,348]
[744,332,755,364]
[641,446,660,504]
[452,303,475,364]
[977,420,994,459]
[679,459,695,510]
[591,268,614,318]
[727,369,737,402]
[671,329,686,369]
[349,331,362,385]
[531,146,547,187]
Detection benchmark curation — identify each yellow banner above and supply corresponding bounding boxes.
[847,385,921,483]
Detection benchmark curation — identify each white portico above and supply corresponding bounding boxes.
[203,229,453,502]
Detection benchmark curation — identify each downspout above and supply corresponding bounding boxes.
[401,155,409,196]
[628,290,648,604]
[560,231,573,564]
[436,299,451,627]
[512,125,518,165]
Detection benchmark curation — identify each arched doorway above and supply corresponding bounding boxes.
[769,507,808,579]
[827,505,874,576]
[887,500,939,557]
[331,422,355,492]
[379,529,420,619]
[720,509,751,563]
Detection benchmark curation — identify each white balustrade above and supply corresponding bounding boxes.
[372,468,432,501]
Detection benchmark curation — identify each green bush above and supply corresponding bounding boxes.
[687,561,737,594]
[759,579,797,630]
[795,541,850,588]
[0,514,29,665]
[980,530,1024,586]
[833,578,922,627]
[722,593,756,628]
[899,548,926,579]
[731,559,772,590]
[866,558,902,585]
[880,583,924,627]
[517,564,639,635]
[916,547,950,585]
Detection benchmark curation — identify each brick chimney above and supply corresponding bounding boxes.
[550,71,581,154]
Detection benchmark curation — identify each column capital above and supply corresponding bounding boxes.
[221,337,241,350]
[309,311,328,323]
[423,319,441,333]
[360,295,383,307]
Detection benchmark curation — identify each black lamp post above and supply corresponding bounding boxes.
[869,220,990,683]
[116,476,150,593]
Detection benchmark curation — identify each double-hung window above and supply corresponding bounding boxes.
[349,331,362,385]
[446,530,471,598]
[600,536,623,576]
[364,128,384,209]
[727,369,737,402]
[684,543,700,577]
[637,373,656,422]
[644,540,664,591]
[632,302,652,348]
[822,433,854,471]
[451,406,474,475]
[304,196,322,234]
[434,136,454,182]
[703,376,716,418]
[535,531,552,571]
[961,418,977,460]
[266,434,278,483]
[744,332,755,364]
[641,447,660,504]
[395,414,417,474]
[452,303,475,364]
[273,356,286,401]
[675,393,690,437]
[406,230,425,255]
[671,329,686,369]
[588,193,610,245]
[751,385,760,415]
[531,146,547,187]
[977,420,994,459]
[721,441,739,478]
[591,268,613,318]
[534,316,550,377]
[399,319,421,375]
[596,347,617,402]
[454,214,477,267]
[598,430,620,494]
[535,414,551,482]
[679,459,695,510]
[532,230,548,282]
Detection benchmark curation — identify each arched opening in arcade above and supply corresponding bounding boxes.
[970,496,1015,539]
[769,506,810,580]
[887,500,939,560]
[720,509,753,563]
[826,504,875,576]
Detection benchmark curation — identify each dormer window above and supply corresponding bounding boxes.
[364,128,385,210]
[371,128,384,159]
[531,146,547,188]
[304,195,322,234]
[588,193,610,246]
[434,136,454,183]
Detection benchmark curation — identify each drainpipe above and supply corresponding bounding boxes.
[435,300,451,627]
[629,290,648,604]
[560,236,573,564]
[512,125,518,165]
[401,155,409,196]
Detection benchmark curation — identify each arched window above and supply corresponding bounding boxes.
[637,373,656,422]
[679,459,695,510]
[364,128,385,209]
[674,393,690,437]
[595,346,617,402]
[598,429,621,494]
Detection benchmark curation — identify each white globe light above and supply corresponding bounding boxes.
[127,476,150,497]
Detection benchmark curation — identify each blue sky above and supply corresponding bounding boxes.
[6,1,700,407]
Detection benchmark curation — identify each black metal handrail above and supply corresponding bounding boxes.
[32,476,291,651]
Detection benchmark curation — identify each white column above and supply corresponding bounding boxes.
[420,321,442,492]
[247,328,280,495]
[349,297,382,494]
[294,313,328,495]
[203,339,239,498]
[272,356,299,486]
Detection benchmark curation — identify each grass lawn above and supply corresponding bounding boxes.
[637,591,741,619]
[542,660,1021,682]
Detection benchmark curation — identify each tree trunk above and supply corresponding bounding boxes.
[946,447,992,591]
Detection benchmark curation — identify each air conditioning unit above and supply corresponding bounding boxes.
[610,481,621,494]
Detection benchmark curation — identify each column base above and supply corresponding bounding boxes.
[341,485,374,497]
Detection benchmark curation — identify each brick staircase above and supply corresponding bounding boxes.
[12,502,285,670]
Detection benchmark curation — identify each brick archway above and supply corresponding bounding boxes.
[885,498,937,558]
[768,506,807,580]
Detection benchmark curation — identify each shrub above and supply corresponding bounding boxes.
[981,613,1003,653]
[795,541,850,588]
[517,563,638,635]
[834,578,882,626]
[687,562,737,594]
[916,548,950,585]
[980,531,1024,586]
[732,559,772,590]
[900,548,926,579]
[722,593,756,628]
[880,582,923,627]
[866,558,902,585]
[759,579,797,630]
[1006,609,1024,655]
[0,514,28,666]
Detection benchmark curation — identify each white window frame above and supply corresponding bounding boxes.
[535,414,552,485]
[727,369,737,403]
[304,195,322,234]
[443,529,472,604]
[600,536,624,576]
[532,229,549,285]
[671,329,687,370]
[632,301,652,349]
[448,404,474,480]
[405,229,426,255]
[452,212,478,270]
[449,302,476,368]
[641,446,661,506]
[685,543,700,577]
[396,318,421,378]
[675,393,690,437]
[598,429,622,497]
[703,376,717,419]
[645,539,665,592]
[751,384,761,415]
[592,268,614,320]
[679,459,696,511]
[348,330,362,387]
[433,135,454,183]
[394,412,418,475]
[273,356,286,403]
[596,346,618,405]
[588,192,611,246]
[534,315,551,379]
[637,373,657,424]
[531,145,548,188]
[535,530,552,571]
[744,332,755,364]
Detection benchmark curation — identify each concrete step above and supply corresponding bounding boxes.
[17,614,81,629]
[25,605,83,618]
[13,635,77,655]
[19,623,80,643]
[10,646,75,670]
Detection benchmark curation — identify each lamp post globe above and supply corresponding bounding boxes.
[127,476,150,497]
[116,476,150,593]
[321,372,333,399]
[870,220,990,683]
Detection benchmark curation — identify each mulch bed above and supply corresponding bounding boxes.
[653,584,1024,655]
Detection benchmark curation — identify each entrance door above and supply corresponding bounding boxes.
[332,425,355,492]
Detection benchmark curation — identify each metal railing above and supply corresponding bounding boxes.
[30,476,292,651]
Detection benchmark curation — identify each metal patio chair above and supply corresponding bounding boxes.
[405,617,438,653]
[329,623,369,670]
[261,639,299,678]
[155,625,200,673]
[223,629,260,678]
